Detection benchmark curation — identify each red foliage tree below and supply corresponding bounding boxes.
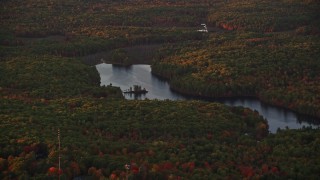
[239,166,254,178]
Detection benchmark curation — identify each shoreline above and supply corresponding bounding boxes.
[80,42,320,120]
[81,44,162,66]
[151,70,320,120]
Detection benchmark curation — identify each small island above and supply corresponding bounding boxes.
[123,85,148,94]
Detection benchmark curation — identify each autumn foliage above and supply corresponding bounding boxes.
[0,0,319,179]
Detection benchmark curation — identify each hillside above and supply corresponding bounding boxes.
[151,0,320,118]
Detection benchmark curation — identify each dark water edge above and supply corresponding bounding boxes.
[96,63,320,133]
[170,90,320,133]
[168,87,320,129]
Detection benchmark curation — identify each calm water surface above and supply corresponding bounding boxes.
[96,63,319,133]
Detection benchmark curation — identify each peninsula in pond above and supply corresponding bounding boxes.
[0,0,319,179]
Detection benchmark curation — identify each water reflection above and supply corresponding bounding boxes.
[96,63,320,133]
[220,98,319,133]
[97,64,185,100]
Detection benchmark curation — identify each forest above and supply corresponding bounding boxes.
[1,0,319,179]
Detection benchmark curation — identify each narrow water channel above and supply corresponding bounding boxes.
[96,63,319,133]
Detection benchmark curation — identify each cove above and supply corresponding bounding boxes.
[96,63,319,133]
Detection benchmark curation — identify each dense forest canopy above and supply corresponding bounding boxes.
[1,0,319,179]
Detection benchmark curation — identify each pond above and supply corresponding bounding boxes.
[96,63,319,133]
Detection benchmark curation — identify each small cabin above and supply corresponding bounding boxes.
[197,24,208,33]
